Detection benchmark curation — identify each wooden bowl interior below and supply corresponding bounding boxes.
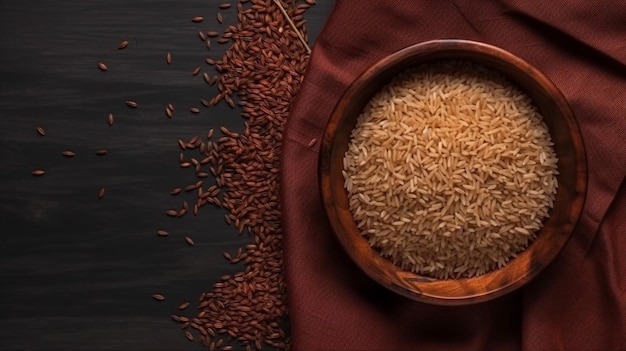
[319,40,587,305]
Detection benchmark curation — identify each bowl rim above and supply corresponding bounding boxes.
[318,39,587,305]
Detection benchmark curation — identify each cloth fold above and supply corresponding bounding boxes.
[281,1,626,350]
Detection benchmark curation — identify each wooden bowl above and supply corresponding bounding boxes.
[319,39,587,305]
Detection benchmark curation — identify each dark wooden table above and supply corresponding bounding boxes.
[0,1,333,349]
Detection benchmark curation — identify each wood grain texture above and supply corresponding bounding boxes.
[319,40,587,305]
[0,1,333,349]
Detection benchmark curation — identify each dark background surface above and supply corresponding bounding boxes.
[0,1,333,349]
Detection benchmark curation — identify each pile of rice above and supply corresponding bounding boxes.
[342,60,558,279]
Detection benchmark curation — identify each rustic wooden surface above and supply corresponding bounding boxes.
[0,1,333,350]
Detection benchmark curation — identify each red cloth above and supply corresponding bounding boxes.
[280,1,626,350]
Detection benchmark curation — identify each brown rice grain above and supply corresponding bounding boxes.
[152,293,165,301]
[185,236,195,246]
[203,72,211,84]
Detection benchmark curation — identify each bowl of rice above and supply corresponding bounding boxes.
[319,39,587,305]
